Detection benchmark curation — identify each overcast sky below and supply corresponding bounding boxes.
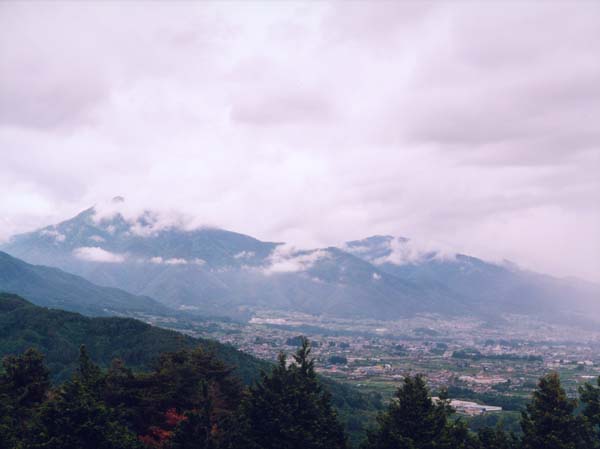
[1,1,599,282]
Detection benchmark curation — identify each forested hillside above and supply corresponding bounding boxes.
[0,292,266,383]
[0,292,380,442]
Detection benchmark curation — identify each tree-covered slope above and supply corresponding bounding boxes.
[0,293,266,383]
[0,293,381,444]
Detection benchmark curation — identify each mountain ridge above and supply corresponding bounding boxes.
[0,250,171,317]
[2,206,599,324]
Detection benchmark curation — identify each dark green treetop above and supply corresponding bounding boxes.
[362,374,477,449]
[231,337,347,449]
[520,372,588,449]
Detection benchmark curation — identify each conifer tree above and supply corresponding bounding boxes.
[32,377,142,449]
[169,383,215,449]
[232,337,347,449]
[579,376,600,448]
[0,348,50,448]
[27,346,141,449]
[520,372,587,449]
[477,426,518,449]
[362,374,475,449]
[0,348,50,408]
[77,344,103,390]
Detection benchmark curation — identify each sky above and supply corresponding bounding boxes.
[1,1,599,282]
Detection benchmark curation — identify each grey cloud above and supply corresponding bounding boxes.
[0,2,598,282]
[231,90,332,126]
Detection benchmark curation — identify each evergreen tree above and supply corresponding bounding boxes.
[169,382,215,449]
[27,346,141,449]
[0,348,50,448]
[520,372,587,449]
[579,376,600,448]
[77,344,103,391]
[101,347,240,448]
[0,348,50,408]
[362,374,475,449]
[30,376,142,449]
[477,426,518,449]
[232,337,347,449]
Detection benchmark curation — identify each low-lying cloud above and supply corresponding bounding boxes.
[149,256,205,266]
[73,246,125,263]
[261,245,332,275]
[39,229,66,243]
[375,238,457,266]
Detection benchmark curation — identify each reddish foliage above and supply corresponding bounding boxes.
[165,408,187,427]
[139,408,188,448]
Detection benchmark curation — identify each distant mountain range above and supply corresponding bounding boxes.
[2,205,599,324]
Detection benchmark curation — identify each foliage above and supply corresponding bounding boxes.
[578,376,600,448]
[0,292,267,384]
[0,347,50,449]
[520,372,588,449]
[230,337,348,449]
[362,374,478,449]
[329,355,349,365]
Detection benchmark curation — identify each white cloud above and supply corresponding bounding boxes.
[374,237,457,266]
[72,246,125,263]
[234,251,255,259]
[91,199,195,237]
[39,228,65,243]
[89,235,105,242]
[148,256,205,266]
[261,245,332,275]
[372,272,381,281]
[165,258,188,265]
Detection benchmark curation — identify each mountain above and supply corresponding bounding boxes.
[0,250,170,317]
[345,235,600,324]
[2,206,599,323]
[1,206,453,319]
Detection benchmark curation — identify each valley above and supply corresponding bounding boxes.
[2,205,599,437]
[152,309,600,417]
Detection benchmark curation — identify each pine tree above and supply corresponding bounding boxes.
[477,426,518,449]
[27,346,141,449]
[0,348,50,408]
[520,372,587,449]
[101,347,240,447]
[0,348,50,448]
[30,376,142,449]
[77,344,103,390]
[362,374,475,449]
[232,337,347,449]
[169,382,215,449]
[579,376,600,448]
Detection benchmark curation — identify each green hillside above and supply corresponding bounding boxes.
[0,292,380,444]
[0,292,266,384]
